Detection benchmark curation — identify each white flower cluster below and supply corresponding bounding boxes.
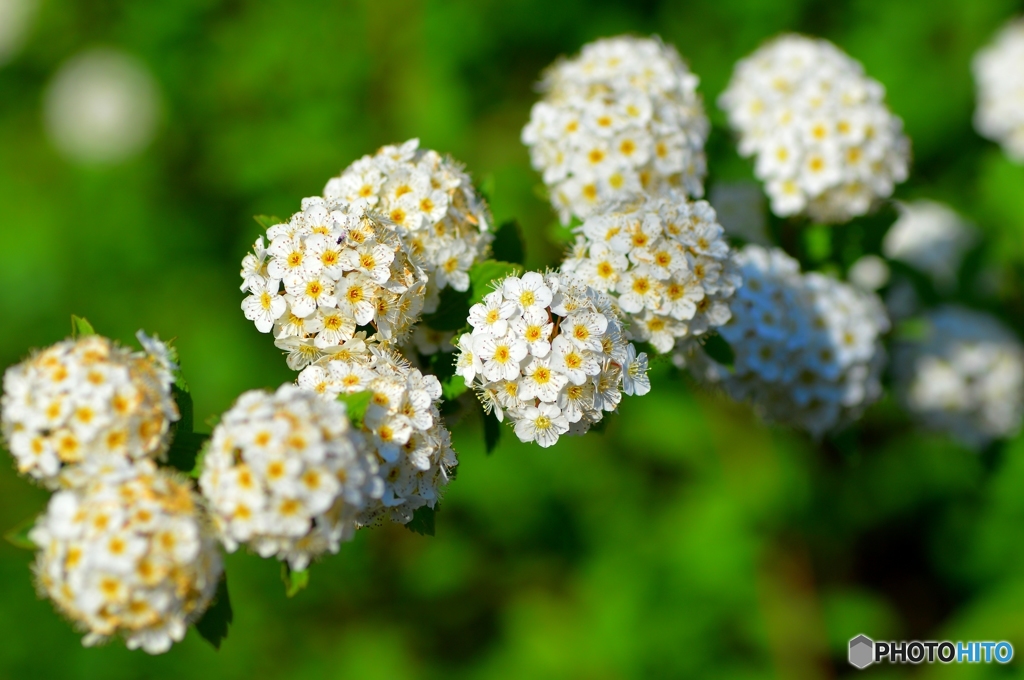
[522,35,709,224]
[29,462,222,654]
[973,18,1024,162]
[895,306,1024,448]
[297,348,457,527]
[324,139,493,313]
[455,271,650,447]
[882,200,976,287]
[562,191,739,353]
[719,34,910,223]
[199,384,380,571]
[693,245,889,436]
[240,197,428,369]
[2,333,179,487]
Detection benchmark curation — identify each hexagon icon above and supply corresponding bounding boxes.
[849,635,874,669]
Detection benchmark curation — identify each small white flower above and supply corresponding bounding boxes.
[513,403,570,448]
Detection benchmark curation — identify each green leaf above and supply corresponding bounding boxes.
[166,431,209,475]
[253,215,284,231]
[702,333,735,369]
[405,505,436,536]
[281,564,310,598]
[70,315,96,339]
[337,391,373,428]
[491,220,526,265]
[194,573,232,650]
[4,515,38,550]
[483,410,501,455]
[478,173,495,204]
[804,224,832,262]
[441,374,467,401]
[420,286,472,332]
[468,260,521,307]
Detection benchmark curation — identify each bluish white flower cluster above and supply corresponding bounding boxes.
[691,245,890,436]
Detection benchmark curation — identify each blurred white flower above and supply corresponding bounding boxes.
[30,461,222,654]
[895,306,1024,449]
[973,17,1024,162]
[0,0,37,66]
[1,332,179,487]
[522,35,709,224]
[848,254,890,291]
[719,35,910,223]
[882,200,976,287]
[44,48,160,164]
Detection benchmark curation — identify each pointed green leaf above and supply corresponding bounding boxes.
[166,431,209,475]
[468,260,521,307]
[483,410,501,455]
[194,573,232,650]
[70,315,96,339]
[420,286,472,332]
[405,505,436,536]
[4,515,39,550]
[254,215,284,231]
[281,564,310,597]
[337,391,373,428]
[702,333,735,369]
[491,220,526,265]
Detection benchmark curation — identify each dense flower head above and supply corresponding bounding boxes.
[323,139,493,313]
[690,245,890,436]
[882,200,976,287]
[199,383,381,570]
[455,270,650,448]
[522,35,709,224]
[895,306,1024,449]
[973,18,1024,162]
[1,332,179,487]
[719,34,910,223]
[240,196,428,369]
[561,191,740,354]
[29,461,222,654]
[298,347,457,527]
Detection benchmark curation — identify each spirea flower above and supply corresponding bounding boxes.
[522,35,709,224]
[1,332,179,487]
[895,306,1024,449]
[323,138,493,313]
[298,348,457,527]
[719,34,910,223]
[29,461,222,654]
[199,383,381,570]
[561,191,740,354]
[882,200,976,287]
[456,270,650,448]
[240,196,428,367]
[973,18,1024,161]
[690,245,890,436]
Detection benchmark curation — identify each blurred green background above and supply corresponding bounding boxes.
[3,0,1024,678]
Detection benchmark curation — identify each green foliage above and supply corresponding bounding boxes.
[491,220,527,265]
[4,515,38,551]
[420,286,472,331]
[70,315,95,339]
[468,260,521,306]
[194,574,233,650]
[281,565,310,598]
[336,391,372,428]
[483,409,502,455]
[701,334,735,368]
[253,215,284,231]
[405,505,436,536]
